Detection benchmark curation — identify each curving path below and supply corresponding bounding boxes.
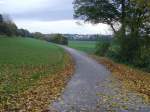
[50,46,150,112]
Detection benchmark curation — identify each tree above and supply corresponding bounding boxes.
[32,32,44,39]
[17,29,31,37]
[73,0,123,33]
[74,0,150,69]
[0,14,3,23]
[117,0,150,62]
[45,34,68,45]
[51,34,68,45]
[0,14,18,36]
[73,0,149,37]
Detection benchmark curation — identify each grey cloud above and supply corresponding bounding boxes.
[12,9,74,21]
[0,0,111,34]
[0,0,74,21]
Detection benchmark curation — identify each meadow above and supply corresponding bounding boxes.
[0,36,72,111]
[68,40,96,54]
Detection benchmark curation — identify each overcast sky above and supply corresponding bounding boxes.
[0,0,112,34]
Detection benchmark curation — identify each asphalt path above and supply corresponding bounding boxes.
[50,46,150,112]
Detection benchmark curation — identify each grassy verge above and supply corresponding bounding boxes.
[68,40,96,54]
[91,55,150,102]
[0,37,74,111]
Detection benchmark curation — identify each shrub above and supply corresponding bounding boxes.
[17,29,31,37]
[95,41,110,56]
[113,31,150,72]
[133,46,150,72]
[49,34,68,45]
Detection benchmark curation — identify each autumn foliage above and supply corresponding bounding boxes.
[0,37,74,111]
[92,55,150,102]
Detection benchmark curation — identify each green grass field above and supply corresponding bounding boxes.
[0,37,69,101]
[68,40,96,54]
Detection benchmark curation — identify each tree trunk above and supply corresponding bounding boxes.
[110,23,117,34]
[121,0,126,38]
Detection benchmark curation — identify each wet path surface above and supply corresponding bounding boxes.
[50,46,150,112]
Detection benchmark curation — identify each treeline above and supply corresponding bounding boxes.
[74,0,150,71]
[0,14,18,36]
[0,14,68,45]
[0,14,32,37]
[26,33,68,45]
